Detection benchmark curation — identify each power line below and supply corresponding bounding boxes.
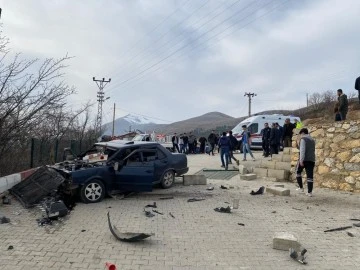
[244,92,257,116]
[93,77,111,134]
[106,0,266,93]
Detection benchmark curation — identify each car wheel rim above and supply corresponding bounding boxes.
[163,172,174,186]
[85,183,102,201]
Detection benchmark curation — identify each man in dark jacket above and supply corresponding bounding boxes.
[261,123,271,157]
[188,132,195,154]
[228,131,240,165]
[282,118,296,148]
[182,133,189,154]
[355,76,360,104]
[337,89,348,120]
[208,130,216,156]
[218,131,231,170]
[171,133,180,153]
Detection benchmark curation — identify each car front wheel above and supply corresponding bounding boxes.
[161,170,175,189]
[80,179,105,203]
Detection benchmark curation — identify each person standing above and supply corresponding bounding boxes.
[334,102,342,122]
[218,131,231,170]
[188,132,195,154]
[276,122,284,151]
[198,136,207,153]
[182,133,189,154]
[208,130,216,156]
[355,76,360,104]
[337,89,348,121]
[171,133,180,153]
[269,123,280,159]
[179,134,184,153]
[228,131,240,165]
[241,125,255,161]
[294,119,303,129]
[261,123,271,157]
[295,128,316,197]
[282,119,296,148]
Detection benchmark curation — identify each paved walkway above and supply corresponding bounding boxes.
[1,152,359,270]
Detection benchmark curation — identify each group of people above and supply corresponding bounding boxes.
[260,118,303,158]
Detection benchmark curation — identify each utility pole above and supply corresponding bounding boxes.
[244,92,257,117]
[93,77,111,136]
[112,103,116,138]
[306,93,309,107]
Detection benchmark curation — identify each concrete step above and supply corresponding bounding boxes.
[258,160,291,171]
[240,174,257,180]
[271,154,291,162]
[253,168,290,181]
[266,186,290,196]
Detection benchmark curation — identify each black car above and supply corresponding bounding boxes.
[67,141,188,203]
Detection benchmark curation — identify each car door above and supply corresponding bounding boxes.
[154,148,169,181]
[114,149,154,192]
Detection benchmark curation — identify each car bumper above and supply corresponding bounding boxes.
[176,167,189,176]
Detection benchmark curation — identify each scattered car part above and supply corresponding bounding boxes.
[36,217,52,226]
[353,223,360,227]
[10,166,65,208]
[81,229,86,232]
[80,179,106,204]
[214,206,231,213]
[107,212,154,242]
[2,196,11,205]
[159,197,174,200]
[1,216,10,224]
[206,187,214,191]
[7,246,13,250]
[238,223,245,226]
[161,170,175,189]
[152,210,164,215]
[220,185,228,189]
[324,226,352,232]
[289,248,307,264]
[42,199,68,219]
[347,232,354,237]
[144,209,155,218]
[169,212,175,218]
[350,218,360,221]
[187,198,205,202]
[145,202,157,208]
[250,186,265,195]
[105,262,117,270]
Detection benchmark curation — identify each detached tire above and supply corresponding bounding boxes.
[161,170,175,189]
[80,179,105,203]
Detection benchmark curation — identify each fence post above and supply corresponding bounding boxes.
[30,138,35,168]
[54,139,59,163]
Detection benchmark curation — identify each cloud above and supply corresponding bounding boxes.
[2,0,360,125]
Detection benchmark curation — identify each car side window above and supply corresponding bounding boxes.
[142,150,157,162]
[126,152,142,166]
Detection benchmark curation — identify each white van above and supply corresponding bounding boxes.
[231,114,301,150]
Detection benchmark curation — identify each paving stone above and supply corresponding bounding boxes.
[273,232,301,251]
[266,186,290,196]
[183,175,207,185]
[259,160,276,169]
[282,147,292,155]
[282,154,292,162]
[267,169,290,181]
[253,168,268,177]
[238,165,248,175]
[240,174,257,180]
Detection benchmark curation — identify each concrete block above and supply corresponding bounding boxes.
[240,174,257,180]
[273,232,301,251]
[275,161,291,170]
[271,154,283,161]
[253,168,268,177]
[274,184,285,188]
[259,160,276,169]
[239,165,248,175]
[282,154,291,162]
[282,147,292,155]
[263,177,278,182]
[266,186,290,196]
[183,175,207,186]
[268,169,290,181]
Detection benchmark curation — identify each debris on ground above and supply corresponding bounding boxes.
[107,212,154,242]
[169,212,175,218]
[36,217,53,226]
[214,206,231,213]
[289,248,307,264]
[2,196,11,205]
[353,223,360,227]
[347,232,355,237]
[159,197,174,200]
[206,187,214,191]
[324,226,353,232]
[272,211,277,213]
[1,216,10,224]
[145,202,157,208]
[238,223,245,226]
[220,185,228,189]
[41,199,69,219]
[187,198,205,202]
[152,210,164,215]
[7,245,13,250]
[105,262,117,270]
[350,218,360,221]
[144,209,155,218]
[9,166,71,209]
[250,186,265,195]
[292,208,302,211]
[81,229,86,232]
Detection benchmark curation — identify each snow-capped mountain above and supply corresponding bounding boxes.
[101,113,164,136]
[122,114,156,125]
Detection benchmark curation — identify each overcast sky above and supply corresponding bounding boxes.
[2,0,360,124]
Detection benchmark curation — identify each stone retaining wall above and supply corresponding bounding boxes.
[291,120,360,192]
